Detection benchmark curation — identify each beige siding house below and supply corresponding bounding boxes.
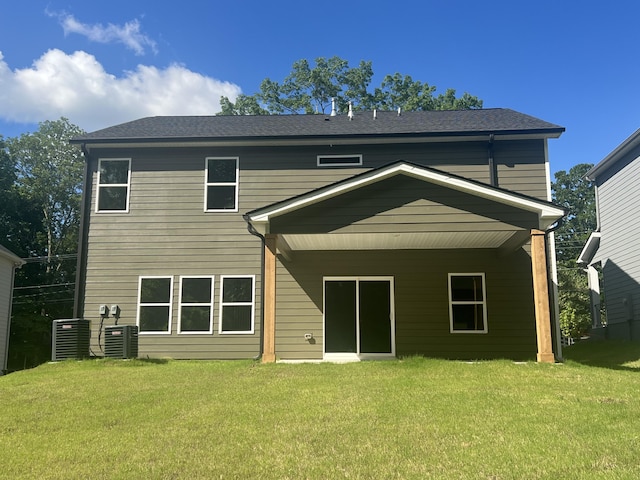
[72,108,566,362]
[1,245,24,374]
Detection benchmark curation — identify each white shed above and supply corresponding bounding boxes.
[0,245,25,374]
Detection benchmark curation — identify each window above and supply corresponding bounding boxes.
[219,276,255,334]
[317,155,363,167]
[448,273,487,333]
[137,276,173,334]
[179,276,214,334]
[205,157,238,211]
[97,159,131,212]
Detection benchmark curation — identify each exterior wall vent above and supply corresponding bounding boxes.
[52,319,91,361]
[104,325,139,359]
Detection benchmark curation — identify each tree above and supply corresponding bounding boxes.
[7,118,85,271]
[551,163,597,339]
[5,118,85,371]
[219,56,482,115]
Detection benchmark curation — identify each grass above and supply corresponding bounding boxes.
[1,341,639,479]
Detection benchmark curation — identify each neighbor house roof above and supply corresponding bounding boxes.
[72,108,564,146]
[586,128,640,180]
[0,245,25,267]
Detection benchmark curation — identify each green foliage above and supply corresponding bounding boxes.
[3,118,85,371]
[551,163,598,335]
[219,56,483,115]
[2,356,640,478]
[559,304,591,339]
[552,163,596,262]
[7,118,85,260]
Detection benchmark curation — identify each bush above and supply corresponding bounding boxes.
[560,305,591,339]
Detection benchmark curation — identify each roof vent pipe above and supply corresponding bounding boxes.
[397,107,402,116]
[330,98,337,116]
[373,109,377,119]
[348,101,354,120]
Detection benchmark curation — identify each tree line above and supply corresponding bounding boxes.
[0,57,594,371]
[1,118,85,370]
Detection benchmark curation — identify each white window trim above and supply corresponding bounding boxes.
[317,154,363,167]
[218,275,255,335]
[137,276,174,335]
[448,273,488,334]
[96,158,131,213]
[178,276,215,334]
[204,157,239,212]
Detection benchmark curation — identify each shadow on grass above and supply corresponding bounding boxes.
[563,339,640,372]
[93,357,170,367]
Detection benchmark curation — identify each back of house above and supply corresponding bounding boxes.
[71,108,565,362]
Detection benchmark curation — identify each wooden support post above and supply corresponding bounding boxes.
[530,229,555,363]
[262,234,277,363]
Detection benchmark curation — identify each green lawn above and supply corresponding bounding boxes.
[1,341,639,480]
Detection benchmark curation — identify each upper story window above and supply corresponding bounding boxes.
[205,157,239,212]
[97,159,131,212]
[448,273,488,333]
[317,155,363,167]
[138,276,173,334]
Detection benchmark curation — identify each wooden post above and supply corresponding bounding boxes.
[530,229,555,363]
[262,234,277,363]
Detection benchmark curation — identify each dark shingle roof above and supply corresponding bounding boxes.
[72,108,564,144]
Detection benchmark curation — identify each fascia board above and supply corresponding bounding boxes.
[586,129,640,180]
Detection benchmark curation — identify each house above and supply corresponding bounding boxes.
[0,245,25,374]
[71,108,566,363]
[578,128,640,340]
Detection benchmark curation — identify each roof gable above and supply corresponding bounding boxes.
[245,162,566,231]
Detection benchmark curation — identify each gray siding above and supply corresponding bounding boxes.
[271,175,538,235]
[495,140,549,200]
[594,145,640,331]
[81,138,550,359]
[275,249,537,361]
[83,149,263,359]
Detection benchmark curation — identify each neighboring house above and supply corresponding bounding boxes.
[0,245,25,374]
[71,108,566,363]
[578,128,640,340]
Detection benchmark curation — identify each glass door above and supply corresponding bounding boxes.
[324,277,394,359]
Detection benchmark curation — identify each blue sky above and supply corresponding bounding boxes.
[1,0,638,175]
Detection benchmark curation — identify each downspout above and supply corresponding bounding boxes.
[243,214,265,360]
[488,134,498,187]
[73,144,92,320]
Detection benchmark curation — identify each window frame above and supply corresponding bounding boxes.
[96,158,131,213]
[448,273,488,334]
[137,276,174,335]
[178,275,215,334]
[317,154,363,167]
[204,157,239,212]
[218,275,255,335]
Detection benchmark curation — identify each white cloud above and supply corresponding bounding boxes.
[0,49,242,132]
[49,11,157,56]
